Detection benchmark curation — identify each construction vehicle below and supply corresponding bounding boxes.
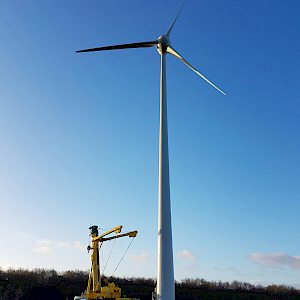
[74,225,138,300]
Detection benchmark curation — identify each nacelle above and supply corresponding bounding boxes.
[157,35,170,54]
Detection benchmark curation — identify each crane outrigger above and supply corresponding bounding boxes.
[75,225,138,300]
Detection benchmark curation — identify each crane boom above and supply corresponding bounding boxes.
[93,231,138,243]
[93,225,123,241]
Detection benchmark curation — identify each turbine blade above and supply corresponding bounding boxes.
[76,41,158,53]
[166,0,186,37]
[167,46,227,95]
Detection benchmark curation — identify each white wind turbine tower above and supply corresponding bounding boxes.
[76,2,227,300]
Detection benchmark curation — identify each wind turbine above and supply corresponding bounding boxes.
[76,2,226,300]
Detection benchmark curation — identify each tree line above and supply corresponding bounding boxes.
[0,267,299,300]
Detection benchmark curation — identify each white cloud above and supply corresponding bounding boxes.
[176,250,196,261]
[34,247,51,253]
[130,251,149,264]
[36,239,71,247]
[36,239,53,246]
[34,239,71,252]
[57,241,71,248]
[248,280,270,286]
[19,231,33,238]
[75,241,85,251]
[248,252,300,270]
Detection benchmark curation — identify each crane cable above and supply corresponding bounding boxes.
[101,242,105,275]
[110,237,135,278]
[102,238,117,274]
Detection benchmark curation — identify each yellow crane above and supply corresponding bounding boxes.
[75,225,138,300]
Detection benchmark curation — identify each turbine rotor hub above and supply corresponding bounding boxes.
[157,35,170,54]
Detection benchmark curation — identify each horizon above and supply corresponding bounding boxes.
[0,266,298,289]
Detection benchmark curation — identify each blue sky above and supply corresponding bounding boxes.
[0,0,299,289]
